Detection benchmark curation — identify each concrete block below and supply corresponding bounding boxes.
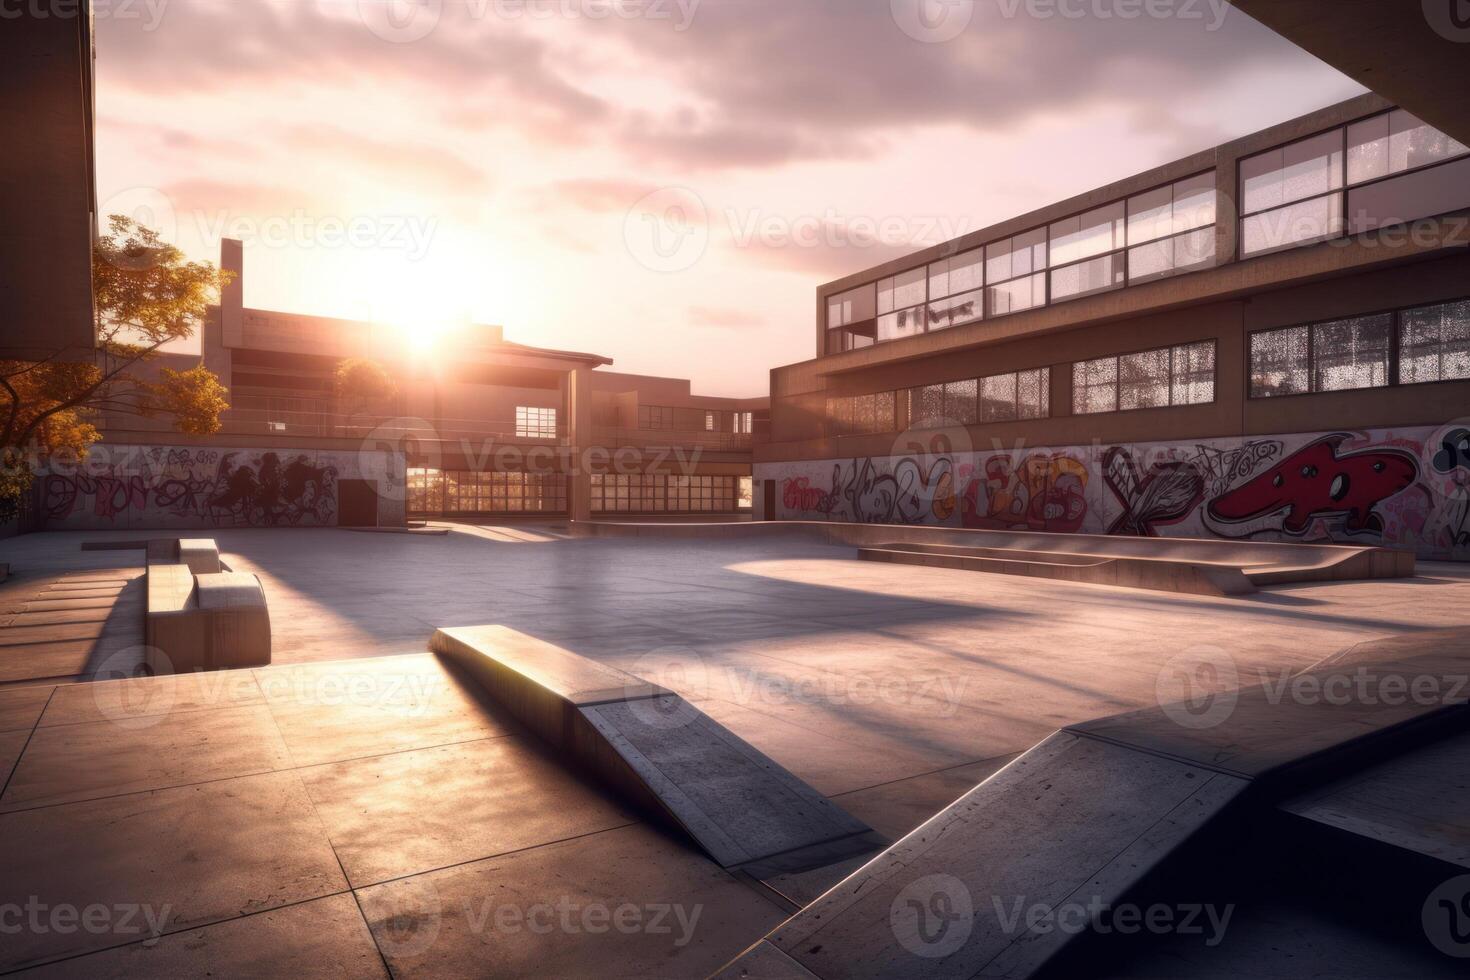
[178,538,222,575]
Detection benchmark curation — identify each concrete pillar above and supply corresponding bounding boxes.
[220,238,244,348]
[568,365,594,523]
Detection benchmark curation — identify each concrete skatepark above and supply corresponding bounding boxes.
[0,523,1467,977]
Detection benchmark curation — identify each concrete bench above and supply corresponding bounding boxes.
[144,563,270,674]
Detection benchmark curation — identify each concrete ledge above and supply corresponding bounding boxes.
[178,539,222,575]
[858,545,1255,596]
[576,520,1414,587]
[144,564,270,673]
[431,625,875,870]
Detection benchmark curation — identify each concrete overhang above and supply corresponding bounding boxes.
[1229,0,1470,145]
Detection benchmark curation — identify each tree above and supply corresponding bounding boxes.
[0,216,233,522]
[334,357,397,426]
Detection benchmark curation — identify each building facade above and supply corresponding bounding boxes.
[755,94,1470,560]
[35,241,765,532]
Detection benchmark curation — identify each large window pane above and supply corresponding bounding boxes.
[1389,109,1469,174]
[927,287,983,331]
[1049,202,1125,267]
[1313,314,1391,392]
[1242,130,1344,214]
[909,384,945,426]
[978,373,1018,423]
[1073,357,1118,415]
[1129,227,1216,284]
[944,379,978,425]
[1118,348,1171,411]
[1240,194,1343,256]
[948,249,983,294]
[1401,300,1470,384]
[1250,326,1310,398]
[1171,341,1216,406]
[1347,155,1470,234]
[1017,368,1050,419]
[987,272,1046,316]
[1051,253,1123,302]
[826,284,875,329]
[985,227,1048,284]
[1172,172,1217,233]
[892,267,926,309]
[877,309,924,342]
[1126,184,1174,246]
[1347,113,1391,185]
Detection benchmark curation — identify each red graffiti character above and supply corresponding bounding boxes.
[1207,435,1417,534]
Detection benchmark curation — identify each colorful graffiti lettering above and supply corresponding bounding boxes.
[1103,448,1205,537]
[962,453,1088,533]
[783,476,836,514]
[1206,435,1417,535]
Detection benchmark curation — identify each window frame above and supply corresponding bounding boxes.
[1247,295,1470,400]
[1237,107,1470,260]
[1070,340,1218,416]
[514,406,559,440]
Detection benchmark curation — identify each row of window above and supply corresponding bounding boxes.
[825,391,899,437]
[1249,298,1470,398]
[822,108,1469,359]
[825,344,1214,434]
[638,406,756,434]
[1239,107,1469,257]
[590,474,747,513]
[824,172,1218,353]
[909,368,1051,426]
[408,469,569,515]
[819,298,1466,432]
[1073,342,1216,415]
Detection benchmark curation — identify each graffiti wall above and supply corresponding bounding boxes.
[35,445,406,531]
[760,425,1470,561]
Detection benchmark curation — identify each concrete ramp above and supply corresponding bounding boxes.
[1279,730,1470,872]
[430,626,877,871]
[715,634,1470,978]
[579,520,1414,588]
[858,543,1255,596]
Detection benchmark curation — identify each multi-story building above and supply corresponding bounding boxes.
[755,93,1470,560]
[36,240,765,531]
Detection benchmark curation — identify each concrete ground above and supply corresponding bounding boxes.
[1,525,1468,976]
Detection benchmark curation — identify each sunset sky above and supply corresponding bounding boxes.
[93,0,1365,396]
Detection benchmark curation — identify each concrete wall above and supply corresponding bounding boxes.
[757,423,1470,561]
[34,444,406,531]
[0,7,96,354]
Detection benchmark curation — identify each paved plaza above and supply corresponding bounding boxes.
[1,526,1468,976]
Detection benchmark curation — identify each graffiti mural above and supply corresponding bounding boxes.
[1431,427,1470,548]
[962,453,1089,533]
[760,425,1470,561]
[1103,447,1204,537]
[1206,435,1418,536]
[35,444,400,530]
